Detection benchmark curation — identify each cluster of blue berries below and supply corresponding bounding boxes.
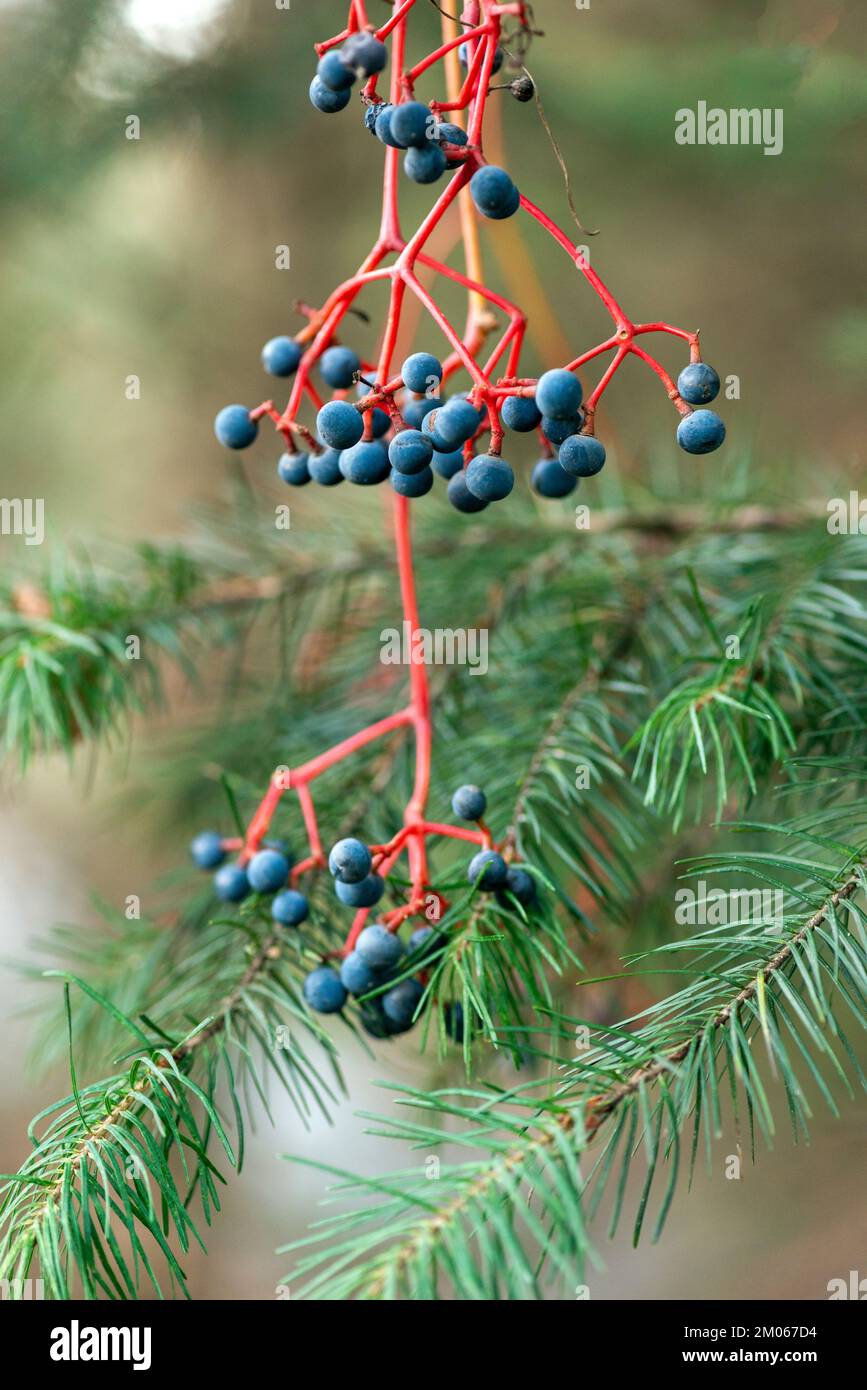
[499,368,602,499]
[190,833,309,926]
[309,32,388,114]
[674,363,725,452]
[450,783,537,906]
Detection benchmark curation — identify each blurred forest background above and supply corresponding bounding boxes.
[0,0,865,1300]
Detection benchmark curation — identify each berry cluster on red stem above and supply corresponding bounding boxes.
[198,0,726,1030]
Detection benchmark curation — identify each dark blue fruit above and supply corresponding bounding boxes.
[447,470,489,513]
[320,345,360,389]
[335,873,385,908]
[432,448,464,479]
[541,414,581,446]
[389,429,433,475]
[559,434,606,477]
[382,978,424,1033]
[435,122,468,147]
[470,166,520,220]
[277,451,311,486]
[356,923,405,970]
[531,458,577,497]
[261,336,302,377]
[309,76,352,114]
[536,369,582,420]
[391,101,433,149]
[676,409,726,454]
[190,831,225,870]
[452,784,487,820]
[405,144,447,184]
[340,950,378,997]
[421,408,454,453]
[364,104,382,135]
[317,401,364,450]
[502,394,541,432]
[402,394,440,428]
[214,405,258,450]
[272,889,309,926]
[341,32,388,76]
[402,352,443,395]
[370,406,391,438]
[438,397,483,447]
[317,51,355,91]
[213,864,250,902]
[466,454,514,502]
[303,966,347,1014]
[459,42,504,74]
[391,465,434,497]
[308,448,344,486]
[247,848,290,894]
[328,838,372,883]
[375,105,403,148]
[677,362,720,405]
[496,865,537,907]
[467,849,508,890]
[408,925,438,954]
[339,440,390,485]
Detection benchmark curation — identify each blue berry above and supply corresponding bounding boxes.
[320,345,360,389]
[375,105,403,148]
[341,32,388,76]
[213,864,250,902]
[467,849,508,890]
[432,448,464,479]
[340,950,378,997]
[451,392,487,429]
[389,429,434,475]
[391,465,433,498]
[531,459,577,498]
[541,414,581,446]
[391,101,433,149]
[190,831,225,870]
[317,401,363,450]
[421,408,454,453]
[247,848,290,894]
[363,104,381,135]
[370,406,391,438]
[309,76,351,114]
[496,865,537,907]
[466,454,514,502]
[452,784,487,820]
[448,470,489,514]
[536,369,582,420]
[402,352,443,396]
[470,166,520,220]
[277,451,311,486]
[402,394,440,428]
[264,837,293,858]
[335,873,385,908]
[405,144,447,184]
[502,394,541,432]
[356,923,405,971]
[438,397,483,447]
[408,925,437,954]
[272,889,309,926]
[382,978,424,1033]
[459,42,504,74]
[308,447,344,486]
[359,1001,391,1038]
[214,405,258,450]
[435,122,468,148]
[339,440,390,485]
[676,409,726,455]
[261,336,302,377]
[328,837,372,884]
[559,434,606,477]
[677,362,720,405]
[317,51,355,91]
[303,966,347,1014]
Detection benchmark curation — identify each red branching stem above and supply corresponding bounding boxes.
[222,0,707,959]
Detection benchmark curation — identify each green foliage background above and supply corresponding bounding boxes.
[0,0,865,1300]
